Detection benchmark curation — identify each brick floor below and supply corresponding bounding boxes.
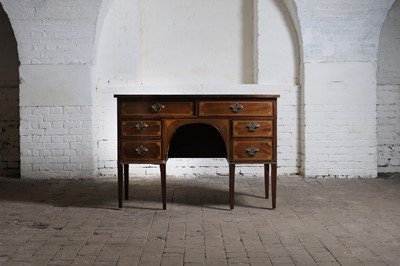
[0,175,399,266]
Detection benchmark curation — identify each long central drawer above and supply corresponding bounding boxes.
[121,101,194,117]
[199,101,273,117]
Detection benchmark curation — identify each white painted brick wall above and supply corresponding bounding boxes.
[0,0,104,178]
[0,0,102,65]
[20,106,97,178]
[297,0,394,63]
[95,0,139,87]
[377,85,400,173]
[295,0,396,177]
[377,0,400,173]
[303,62,378,178]
[1,0,397,179]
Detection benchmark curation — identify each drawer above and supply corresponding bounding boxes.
[121,101,194,117]
[199,101,273,117]
[121,120,161,137]
[232,139,273,161]
[121,141,162,161]
[233,120,273,137]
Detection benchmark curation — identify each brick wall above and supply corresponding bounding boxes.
[296,0,395,177]
[377,0,400,173]
[0,0,101,65]
[0,88,20,177]
[0,0,103,178]
[0,0,398,179]
[20,106,96,178]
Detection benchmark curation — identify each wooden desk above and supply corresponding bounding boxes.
[114,94,279,209]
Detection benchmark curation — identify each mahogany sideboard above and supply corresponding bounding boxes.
[114,94,279,209]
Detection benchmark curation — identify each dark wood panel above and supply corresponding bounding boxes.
[121,101,194,116]
[121,141,162,161]
[232,139,273,162]
[121,120,161,137]
[232,120,273,137]
[199,101,273,117]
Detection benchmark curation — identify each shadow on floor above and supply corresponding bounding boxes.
[0,177,271,210]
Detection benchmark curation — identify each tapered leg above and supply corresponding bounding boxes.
[264,164,269,199]
[271,164,277,209]
[160,164,166,210]
[118,164,123,208]
[124,164,129,200]
[229,164,235,209]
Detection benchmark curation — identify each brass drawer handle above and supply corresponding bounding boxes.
[246,146,260,157]
[136,145,149,156]
[135,121,148,132]
[246,122,260,132]
[151,103,165,113]
[230,103,243,113]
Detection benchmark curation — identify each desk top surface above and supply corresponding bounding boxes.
[114,94,280,99]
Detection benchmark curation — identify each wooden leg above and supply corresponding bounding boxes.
[124,164,129,200]
[118,164,123,208]
[229,164,235,209]
[264,164,269,199]
[271,164,277,209]
[160,164,166,210]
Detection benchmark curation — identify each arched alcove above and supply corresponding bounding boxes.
[94,0,302,176]
[377,0,400,175]
[0,3,20,177]
[168,123,227,159]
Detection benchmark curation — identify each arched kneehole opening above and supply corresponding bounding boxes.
[168,123,227,159]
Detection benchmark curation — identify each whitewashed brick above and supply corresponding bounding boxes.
[63,121,80,129]
[39,150,51,158]
[39,122,51,129]
[63,107,82,114]
[51,136,63,143]
[51,121,63,129]
[50,107,63,115]
[23,115,43,122]
[69,113,92,121]
[51,163,64,170]
[63,136,76,142]
[44,142,68,150]
[44,114,69,122]
[70,156,93,163]
[51,150,64,157]
[30,122,39,129]
[47,157,70,164]
[23,156,43,164]
[32,164,40,171]
[63,149,76,156]
[69,128,91,135]
[45,128,69,135]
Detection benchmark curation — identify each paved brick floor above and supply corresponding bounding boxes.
[0,175,399,266]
